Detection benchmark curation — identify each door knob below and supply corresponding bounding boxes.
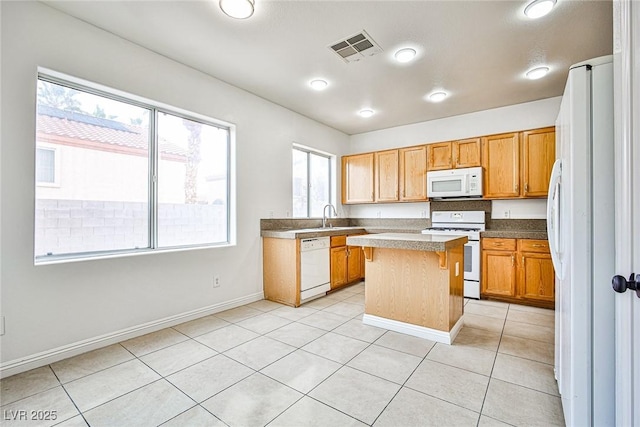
[612,273,638,297]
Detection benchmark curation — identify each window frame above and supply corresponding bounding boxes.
[35,70,236,265]
[292,144,334,218]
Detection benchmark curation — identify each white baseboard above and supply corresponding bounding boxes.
[363,314,464,345]
[0,292,264,379]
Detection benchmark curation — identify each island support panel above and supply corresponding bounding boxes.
[362,246,464,344]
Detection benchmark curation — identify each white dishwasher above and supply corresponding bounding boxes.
[300,237,331,302]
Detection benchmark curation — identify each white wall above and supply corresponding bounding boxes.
[0,2,349,372]
[346,98,561,218]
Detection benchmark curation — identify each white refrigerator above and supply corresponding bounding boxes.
[548,55,615,426]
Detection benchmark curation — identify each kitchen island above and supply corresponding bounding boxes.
[346,233,467,344]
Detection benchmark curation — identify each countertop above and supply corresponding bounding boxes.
[346,233,468,252]
[261,227,366,239]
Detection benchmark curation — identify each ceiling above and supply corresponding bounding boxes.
[42,0,613,135]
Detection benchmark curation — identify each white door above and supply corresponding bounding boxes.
[613,0,640,424]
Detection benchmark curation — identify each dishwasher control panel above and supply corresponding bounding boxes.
[300,237,330,251]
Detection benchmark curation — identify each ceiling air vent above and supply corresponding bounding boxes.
[329,30,383,63]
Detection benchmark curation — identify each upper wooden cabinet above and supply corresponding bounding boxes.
[342,126,554,203]
[342,153,375,204]
[375,150,399,202]
[399,146,427,201]
[427,138,481,171]
[454,138,482,169]
[521,127,556,197]
[482,128,555,199]
[482,132,521,198]
[427,142,453,171]
[344,146,427,204]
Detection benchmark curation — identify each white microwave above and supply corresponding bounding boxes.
[427,166,483,198]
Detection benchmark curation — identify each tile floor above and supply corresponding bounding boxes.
[1,282,565,426]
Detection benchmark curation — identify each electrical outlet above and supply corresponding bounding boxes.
[286,210,291,218]
[503,210,511,219]
[213,276,221,288]
[376,211,382,218]
[420,210,427,218]
[269,211,274,219]
[1,316,5,336]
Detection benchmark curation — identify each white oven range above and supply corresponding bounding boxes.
[422,210,485,299]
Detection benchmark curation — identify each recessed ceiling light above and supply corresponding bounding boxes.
[526,66,550,80]
[394,48,417,63]
[428,92,448,103]
[524,0,556,19]
[309,79,328,91]
[219,0,255,19]
[359,109,374,118]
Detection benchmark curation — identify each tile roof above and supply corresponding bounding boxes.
[36,105,187,157]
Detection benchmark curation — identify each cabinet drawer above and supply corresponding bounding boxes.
[519,239,550,253]
[482,238,516,251]
[331,236,347,247]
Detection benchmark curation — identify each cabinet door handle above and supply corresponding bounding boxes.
[522,255,525,265]
[512,255,515,266]
[524,183,529,193]
[532,244,545,248]
[515,184,519,193]
[494,242,504,246]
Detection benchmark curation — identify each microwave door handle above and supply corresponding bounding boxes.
[462,175,469,195]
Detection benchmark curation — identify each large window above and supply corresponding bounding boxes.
[292,146,332,218]
[34,74,232,262]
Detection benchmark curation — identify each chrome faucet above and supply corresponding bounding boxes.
[322,204,338,228]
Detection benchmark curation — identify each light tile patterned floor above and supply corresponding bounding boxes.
[0,282,565,426]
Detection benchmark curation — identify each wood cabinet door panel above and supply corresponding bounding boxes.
[375,150,399,202]
[454,138,481,168]
[482,133,520,198]
[399,146,427,201]
[520,252,555,302]
[482,237,517,251]
[347,246,363,282]
[482,250,516,297]
[427,142,453,171]
[521,128,555,197]
[342,153,375,204]
[518,239,550,253]
[331,235,347,247]
[330,246,348,289]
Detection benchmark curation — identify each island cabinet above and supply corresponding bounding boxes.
[481,237,554,308]
[427,138,481,171]
[347,233,467,344]
[482,127,555,199]
[342,153,375,204]
[330,235,364,289]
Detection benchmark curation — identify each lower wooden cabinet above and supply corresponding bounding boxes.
[481,237,554,308]
[330,235,364,290]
